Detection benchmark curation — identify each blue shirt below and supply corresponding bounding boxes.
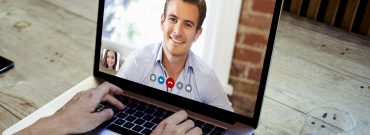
[116,42,233,112]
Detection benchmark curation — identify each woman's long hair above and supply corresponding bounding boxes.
[103,49,117,70]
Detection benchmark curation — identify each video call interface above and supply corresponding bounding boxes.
[99,0,275,117]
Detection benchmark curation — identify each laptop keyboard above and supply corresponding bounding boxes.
[95,95,227,135]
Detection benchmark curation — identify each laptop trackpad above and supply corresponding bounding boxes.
[225,130,254,135]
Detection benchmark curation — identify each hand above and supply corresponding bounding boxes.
[54,82,125,133]
[151,110,202,135]
[16,82,125,135]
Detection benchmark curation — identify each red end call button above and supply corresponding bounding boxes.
[166,78,175,89]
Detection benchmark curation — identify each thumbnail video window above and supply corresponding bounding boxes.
[101,49,120,71]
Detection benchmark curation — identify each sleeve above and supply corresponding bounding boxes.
[202,71,234,112]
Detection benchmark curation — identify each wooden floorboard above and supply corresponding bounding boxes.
[0,106,20,133]
[0,0,96,118]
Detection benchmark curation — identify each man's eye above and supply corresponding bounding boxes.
[185,23,193,29]
[168,18,176,22]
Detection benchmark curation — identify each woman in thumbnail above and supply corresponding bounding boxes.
[103,49,117,70]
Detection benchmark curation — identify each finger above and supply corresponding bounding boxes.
[91,108,114,124]
[151,114,181,135]
[98,82,124,95]
[96,82,124,97]
[102,95,125,110]
[162,123,178,135]
[177,120,195,133]
[101,82,124,95]
[186,127,202,135]
[150,120,166,135]
[164,110,188,124]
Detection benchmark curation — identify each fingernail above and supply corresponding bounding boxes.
[122,105,125,110]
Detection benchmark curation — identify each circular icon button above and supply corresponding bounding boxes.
[176,82,183,90]
[166,78,175,89]
[185,84,192,92]
[150,74,156,82]
[158,76,165,84]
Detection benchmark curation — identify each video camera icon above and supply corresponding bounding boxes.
[158,76,165,84]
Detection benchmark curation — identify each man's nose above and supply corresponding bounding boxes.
[173,22,184,37]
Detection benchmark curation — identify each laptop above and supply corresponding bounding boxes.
[3,0,282,134]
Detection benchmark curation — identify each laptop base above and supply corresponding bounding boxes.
[3,76,255,135]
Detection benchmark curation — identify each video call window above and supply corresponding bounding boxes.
[101,49,120,71]
[99,0,275,118]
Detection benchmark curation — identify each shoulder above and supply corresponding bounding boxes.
[190,51,214,77]
[190,52,222,92]
[128,42,161,60]
[117,42,161,79]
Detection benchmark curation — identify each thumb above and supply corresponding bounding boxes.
[92,108,114,123]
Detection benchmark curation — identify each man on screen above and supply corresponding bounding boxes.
[117,0,233,111]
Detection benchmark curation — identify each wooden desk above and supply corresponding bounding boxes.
[0,0,369,134]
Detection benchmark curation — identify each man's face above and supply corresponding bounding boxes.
[161,0,202,57]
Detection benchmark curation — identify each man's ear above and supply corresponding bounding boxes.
[160,14,165,31]
[193,28,203,42]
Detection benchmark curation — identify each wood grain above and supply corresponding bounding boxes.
[264,12,370,134]
[1,0,369,134]
[0,107,19,132]
[359,0,370,36]
[289,0,302,15]
[306,0,321,20]
[324,0,340,25]
[256,97,305,134]
[42,0,98,22]
[341,0,360,31]
[0,0,97,119]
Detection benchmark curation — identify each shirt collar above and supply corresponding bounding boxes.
[155,42,194,73]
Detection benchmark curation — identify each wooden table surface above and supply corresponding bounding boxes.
[1,0,369,134]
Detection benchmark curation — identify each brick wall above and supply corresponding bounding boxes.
[228,0,275,117]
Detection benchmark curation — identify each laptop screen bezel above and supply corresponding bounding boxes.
[93,0,282,128]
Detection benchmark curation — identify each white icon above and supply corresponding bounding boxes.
[185,84,192,92]
[150,74,156,82]
[158,76,165,84]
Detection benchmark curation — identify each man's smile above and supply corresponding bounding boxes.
[170,36,185,44]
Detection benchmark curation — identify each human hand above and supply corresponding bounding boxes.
[16,82,125,135]
[151,110,202,135]
[54,82,125,134]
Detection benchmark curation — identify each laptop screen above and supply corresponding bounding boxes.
[97,0,278,120]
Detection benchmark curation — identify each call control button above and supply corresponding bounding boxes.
[185,84,192,92]
[166,78,175,89]
[158,76,165,84]
[176,82,183,90]
[150,74,156,82]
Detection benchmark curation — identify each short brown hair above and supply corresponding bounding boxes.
[163,0,207,30]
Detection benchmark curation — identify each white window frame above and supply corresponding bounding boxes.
[193,0,242,95]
